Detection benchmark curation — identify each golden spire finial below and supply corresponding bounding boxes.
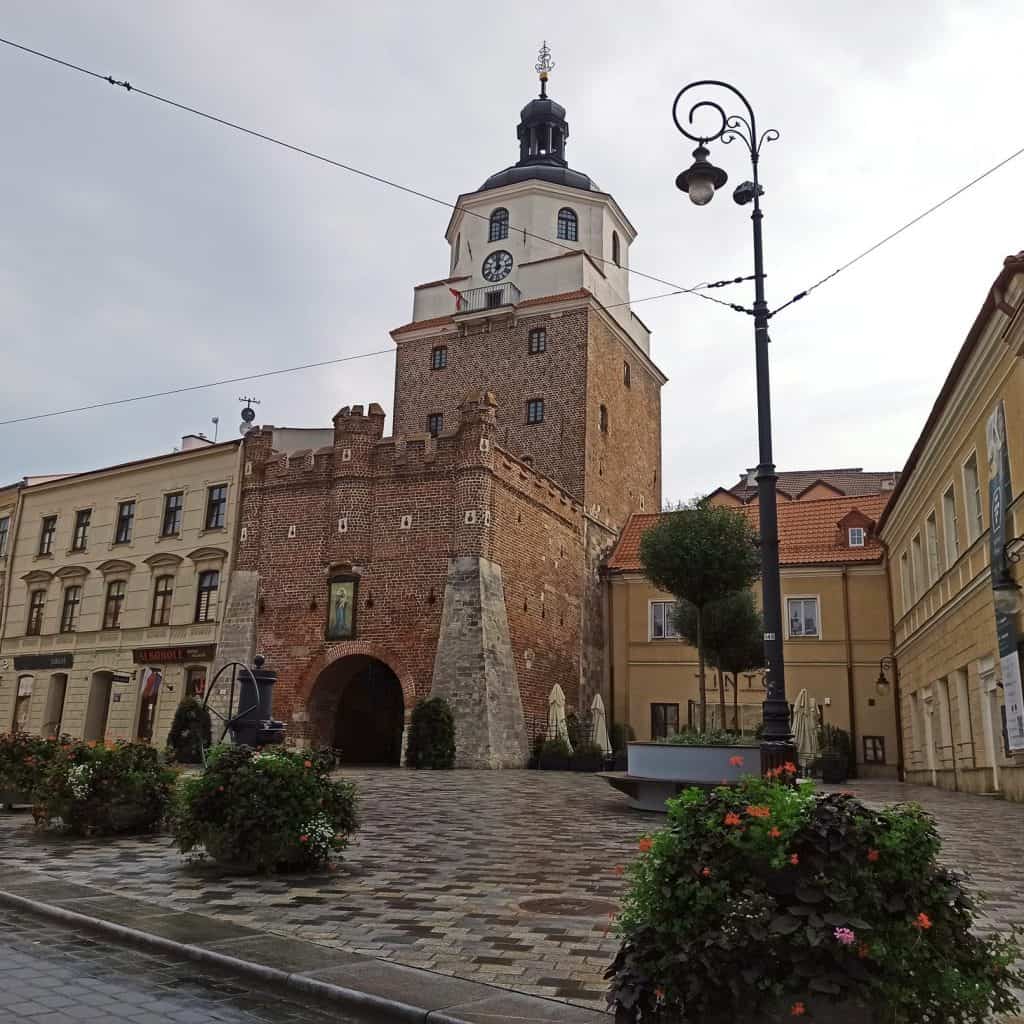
[535,41,555,97]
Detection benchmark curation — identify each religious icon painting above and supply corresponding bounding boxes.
[326,577,357,640]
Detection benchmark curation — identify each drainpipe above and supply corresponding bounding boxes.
[841,568,858,775]
[878,539,906,781]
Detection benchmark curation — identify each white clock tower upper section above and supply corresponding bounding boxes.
[407,49,649,355]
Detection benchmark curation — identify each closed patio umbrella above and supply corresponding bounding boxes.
[792,688,819,772]
[547,683,572,752]
[591,693,611,754]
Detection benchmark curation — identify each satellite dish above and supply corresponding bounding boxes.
[241,405,256,423]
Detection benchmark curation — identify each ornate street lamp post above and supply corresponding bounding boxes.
[672,81,796,773]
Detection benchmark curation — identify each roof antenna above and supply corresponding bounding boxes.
[535,41,555,99]
[239,395,260,435]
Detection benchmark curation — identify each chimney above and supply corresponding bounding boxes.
[746,468,757,487]
[180,433,214,451]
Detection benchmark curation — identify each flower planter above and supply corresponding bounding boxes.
[626,742,753,783]
[0,790,32,811]
[570,753,603,773]
[820,751,848,784]
[615,995,872,1023]
[538,753,571,771]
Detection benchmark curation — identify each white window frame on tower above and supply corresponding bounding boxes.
[488,208,509,242]
[556,207,578,242]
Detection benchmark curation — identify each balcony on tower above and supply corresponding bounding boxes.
[454,282,520,315]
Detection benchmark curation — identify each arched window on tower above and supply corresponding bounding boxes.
[557,207,578,242]
[452,233,461,272]
[489,208,509,242]
[612,231,621,266]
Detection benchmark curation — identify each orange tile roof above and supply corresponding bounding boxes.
[606,493,891,572]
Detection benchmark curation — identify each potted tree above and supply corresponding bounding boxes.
[820,723,852,784]
[538,737,571,771]
[571,740,605,772]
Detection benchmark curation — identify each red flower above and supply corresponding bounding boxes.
[789,853,799,866]
[858,943,870,959]
[729,755,744,767]
[300,835,309,843]
[913,912,932,930]
[217,785,225,792]
[304,760,313,768]
[654,986,665,1000]
[791,1002,806,1016]
[701,867,711,878]
[867,848,879,862]
[723,812,742,827]
[782,761,798,775]
[745,805,771,818]
[769,827,781,839]
[87,741,97,749]
[638,837,653,853]
[614,864,625,876]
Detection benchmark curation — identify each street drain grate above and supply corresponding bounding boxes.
[519,896,619,918]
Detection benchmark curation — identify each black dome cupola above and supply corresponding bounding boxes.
[480,43,593,193]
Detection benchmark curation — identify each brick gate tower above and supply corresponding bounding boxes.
[223,52,665,767]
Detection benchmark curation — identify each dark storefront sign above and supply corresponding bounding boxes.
[12,652,74,671]
[132,644,217,665]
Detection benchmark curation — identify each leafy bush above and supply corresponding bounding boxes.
[610,722,636,752]
[529,733,546,766]
[165,699,212,765]
[541,737,571,759]
[34,741,176,835]
[405,697,455,769]
[0,732,69,797]
[565,711,585,750]
[573,740,605,758]
[607,774,1022,1023]
[173,745,359,871]
[820,722,856,777]
[665,728,757,747]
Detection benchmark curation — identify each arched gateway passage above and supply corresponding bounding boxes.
[308,655,405,765]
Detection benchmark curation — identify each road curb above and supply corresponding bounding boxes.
[0,886,609,1023]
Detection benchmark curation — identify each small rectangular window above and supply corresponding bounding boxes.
[942,485,960,564]
[0,515,9,557]
[115,501,135,544]
[103,580,126,629]
[205,485,227,530]
[528,328,547,354]
[862,735,886,763]
[848,527,865,547]
[925,511,941,583]
[623,362,631,387]
[39,515,57,556]
[963,453,983,542]
[650,601,681,639]
[787,597,820,638]
[651,703,680,740]
[162,493,184,537]
[900,552,912,613]
[911,533,925,597]
[431,345,448,370]
[60,585,82,633]
[26,589,46,636]
[427,413,443,437]
[526,398,544,425]
[195,570,219,623]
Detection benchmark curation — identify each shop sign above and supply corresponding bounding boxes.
[12,652,74,671]
[132,644,216,665]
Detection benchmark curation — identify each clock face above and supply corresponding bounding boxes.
[482,250,513,282]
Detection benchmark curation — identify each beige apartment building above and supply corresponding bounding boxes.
[606,471,900,778]
[879,251,1024,801]
[0,437,242,748]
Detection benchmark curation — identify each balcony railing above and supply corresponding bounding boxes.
[454,282,520,314]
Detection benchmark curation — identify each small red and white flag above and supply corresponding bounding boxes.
[449,287,464,311]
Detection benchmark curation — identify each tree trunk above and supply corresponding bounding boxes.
[718,668,727,731]
[696,611,707,732]
[733,672,740,732]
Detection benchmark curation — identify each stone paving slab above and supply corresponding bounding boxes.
[1,769,1023,1014]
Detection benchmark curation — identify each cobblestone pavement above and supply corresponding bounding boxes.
[1,770,1023,1012]
[0,905,367,1023]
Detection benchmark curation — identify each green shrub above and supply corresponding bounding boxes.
[529,733,546,765]
[34,740,176,835]
[173,745,359,871]
[165,699,212,765]
[607,775,1022,1022]
[405,697,456,769]
[573,740,605,758]
[541,737,571,759]
[610,722,636,752]
[820,722,856,776]
[665,728,757,747]
[565,711,583,750]
[0,733,69,797]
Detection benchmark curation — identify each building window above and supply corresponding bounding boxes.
[612,231,621,267]
[162,492,184,537]
[195,570,219,623]
[528,328,547,354]
[151,575,174,626]
[431,345,448,370]
[39,515,57,556]
[556,207,578,241]
[115,501,135,544]
[0,515,9,557]
[899,552,911,613]
[12,676,33,732]
[911,533,925,597]
[787,597,820,638]
[848,527,865,547]
[26,590,46,636]
[103,580,126,629]
[599,404,609,434]
[427,413,443,437]
[70,509,91,552]
[650,600,681,639]
[963,452,983,542]
[863,735,886,763]
[942,484,960,564]
[623,361,631,387]
[651,702,680,740]
[186,668,207,698]
[488,207,509,242]
[526,399,544,425]
[452,233,460,270]
[205,485,227,530]
[59,586,82,633]
[925,511,941,583]
[486,289,502,308]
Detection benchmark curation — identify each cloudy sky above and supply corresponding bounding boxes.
[1,1,1020,501]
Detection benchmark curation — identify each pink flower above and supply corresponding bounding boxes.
[867,848,880,862]
[834,927,856,946]
[299,834,309,843]
[789,853,799,866]
[791,1002,806,1017]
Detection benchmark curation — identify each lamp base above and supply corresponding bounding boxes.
[760,739,799,780]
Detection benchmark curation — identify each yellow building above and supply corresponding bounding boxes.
[879,251,1024,801]
[0,437,242,748]
[606,481,899,778]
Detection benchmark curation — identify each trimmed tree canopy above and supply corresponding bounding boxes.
[675,590,764,677]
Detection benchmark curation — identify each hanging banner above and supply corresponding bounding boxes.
[986,400,1024,751]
